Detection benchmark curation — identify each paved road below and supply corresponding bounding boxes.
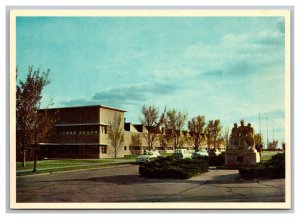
[16,165,285,202]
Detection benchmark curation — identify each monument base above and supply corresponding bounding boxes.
[225,150,260,168]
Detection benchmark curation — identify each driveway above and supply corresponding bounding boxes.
[16,165,285,203]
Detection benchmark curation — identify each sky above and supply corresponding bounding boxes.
[16,16,286,147]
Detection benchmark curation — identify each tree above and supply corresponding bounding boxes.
[107,113,124,158]
[139,105,166,151]
[282,142,285,151]
[205,120,223,149]
[254,133,263,147]
[16,66,54,168]
[188,115,206,150]
[223,127,230,150]
[164,109,188,149]
[32,109,57,172]
[130,133,142,155]
[268,140,278,151]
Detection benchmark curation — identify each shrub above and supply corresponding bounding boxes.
[139,156,209,179]
[239,153,285,179]
[194,154,225,166]
[263,152,285,167]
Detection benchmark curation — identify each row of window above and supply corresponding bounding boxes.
[57,125,108,135]
[58,130,99,135]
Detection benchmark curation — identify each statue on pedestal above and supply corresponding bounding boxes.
[228,123,239,150]
[227,120,255,151]
[225,119,260,166]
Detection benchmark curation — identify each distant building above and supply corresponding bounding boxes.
[35,105,225,159]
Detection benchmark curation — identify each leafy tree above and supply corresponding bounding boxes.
[205,120,223,149]
[254,133,263,147]
[139,105,166,151]
[16,67,55,169]
[164,109,188,149]
[32,109,57,172]
[188,115,206,150]
[108,113,124,158]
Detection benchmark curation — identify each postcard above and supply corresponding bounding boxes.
[10,9,291,209]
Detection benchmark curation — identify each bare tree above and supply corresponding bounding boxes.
[188,115,206,150]
[16,66,54,168]
[139,105,166,151]
[164,109,188,149]
[108,113,124,158]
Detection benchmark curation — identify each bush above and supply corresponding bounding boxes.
[139,156,209,179]
[263,152,285,167]
[194,154,225,166]
[239,153,285,179]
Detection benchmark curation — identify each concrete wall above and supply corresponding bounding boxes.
[99,107,125,158]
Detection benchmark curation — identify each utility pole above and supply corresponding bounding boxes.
[272,120,274,142]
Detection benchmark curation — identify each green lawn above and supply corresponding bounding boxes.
[16,158,135,176]
[260,151,282,162]
[16,151,282,176]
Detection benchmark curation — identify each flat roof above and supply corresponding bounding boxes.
[41,104,127,112]
[54,122,110,127]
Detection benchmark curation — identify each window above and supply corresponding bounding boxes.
[100,125,107,134]
[124,146,127,150]
[101,145,107,154]
[129,146,141,150]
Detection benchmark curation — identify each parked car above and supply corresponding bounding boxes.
[192,148,209,158]
[173,149,192,159]
[208,148,222,156]
[136,150,161,163]
[215,149,222,156]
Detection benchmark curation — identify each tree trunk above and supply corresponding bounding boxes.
[22,150,25,168]
[33,127,37,173]
[21,131,25,167]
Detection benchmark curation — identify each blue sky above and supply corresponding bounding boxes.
[16,16,286,147]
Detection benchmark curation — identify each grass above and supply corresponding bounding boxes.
[260,151,282,162]
[16,158,135,176]
[16,151,282,176]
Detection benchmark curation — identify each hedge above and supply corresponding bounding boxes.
[239,153,285,179]
[194,154,225,166]
[139,156,209,179]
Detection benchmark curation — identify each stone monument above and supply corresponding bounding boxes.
[225,120,260,167]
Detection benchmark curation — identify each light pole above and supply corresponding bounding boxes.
[272,120,275,143]
[266,116,269,149]
[259,113,261,136]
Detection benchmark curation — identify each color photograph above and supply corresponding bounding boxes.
[10,9,291,209]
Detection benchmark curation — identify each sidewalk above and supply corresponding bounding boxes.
[16,165,285,203]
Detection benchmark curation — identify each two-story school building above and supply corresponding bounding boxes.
[37,104,224,159]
